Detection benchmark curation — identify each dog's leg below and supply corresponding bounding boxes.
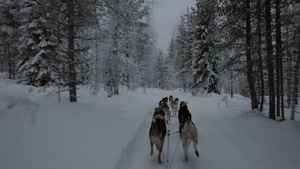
[193,140,199,157]
[150,142,154,155]
[158,141,163,163]
[156,143,159,151]
[182,139,191,162]
[158,146,163,163]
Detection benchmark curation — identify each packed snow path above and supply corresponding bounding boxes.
[115,93,300,169]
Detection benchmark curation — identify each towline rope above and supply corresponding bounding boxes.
[164,116,179,169]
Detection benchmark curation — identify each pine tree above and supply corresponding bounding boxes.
[0,0,20,79]
[16,0,58,86]
[175,14,193,92]
[152,50,169,89]
[191,0,220,95]
[265,0,276,120]
[275,0,285,120]
[167,38,177,89]
[291,38,300,120]
[245,0,258,110]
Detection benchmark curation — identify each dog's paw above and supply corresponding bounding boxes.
[183,157,188,162]
[195,150,199,157]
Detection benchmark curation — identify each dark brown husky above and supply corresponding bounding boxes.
[149,107,167,163]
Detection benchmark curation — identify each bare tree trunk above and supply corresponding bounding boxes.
[68,0,77,102]
[265,0,276,120]
[112,25,119,95]
[257,0,265,112]
[246,0,258,110]
[275,0,280,117]
[8,50,16,80]
[231,70,233,98]
[291,39,300,120]
[287,50,292,108]
[93,29,101,96]
[275,0,285,120]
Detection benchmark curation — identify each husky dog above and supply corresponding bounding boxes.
[178,101,199,162]
[171,98,179,115]
[159,97,171,122]
[178,101,191,124]
[169,95,174,106]
[179,119,199,162]
[159,97,168,108]
[162,104,171,122]
[149,107,167,164]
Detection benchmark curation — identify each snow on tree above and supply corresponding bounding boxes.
[174,14,193,92]
[0,0,21,79]
[181,0,220,95]
[16,0,59,86]
[98,0,155,96]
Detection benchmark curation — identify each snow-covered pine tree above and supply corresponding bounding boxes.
[174,14,193,92]
[53,0,98,102]
[153,50,168,89]
[123,0,155,91]
[16,0,59,86]
[190,0,220,95]
[99,0,155,96]
[167,38,177,89]
[0,0,21,79]
[100,0,127,96]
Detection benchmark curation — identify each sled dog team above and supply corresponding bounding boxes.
[149,95,199,164]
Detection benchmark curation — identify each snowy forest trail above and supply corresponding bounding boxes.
[114,106,154,169]
[124,96,252,169]
[119,93,300,169]
[1,80,299,169]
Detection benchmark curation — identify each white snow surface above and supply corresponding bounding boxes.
[0,76,300,169]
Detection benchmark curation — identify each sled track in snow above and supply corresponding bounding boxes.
[114,106,154,169]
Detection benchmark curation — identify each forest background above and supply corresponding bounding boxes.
[0,0,299,120]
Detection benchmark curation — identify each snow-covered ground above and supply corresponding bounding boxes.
[0,76,299,169]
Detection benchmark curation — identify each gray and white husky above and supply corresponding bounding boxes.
[149,107,167,163]
[178,101,199,162]
[171,98,179,115]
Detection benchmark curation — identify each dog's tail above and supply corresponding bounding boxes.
[152,114,165,123]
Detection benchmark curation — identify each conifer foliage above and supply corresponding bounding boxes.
[16,0,58,86]
[0,0,156,101]
[169,0,299,120]
[172,0,220,95]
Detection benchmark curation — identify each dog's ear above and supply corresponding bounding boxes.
[180,101,184,107]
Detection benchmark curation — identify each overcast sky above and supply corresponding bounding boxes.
[151,0,195,52]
